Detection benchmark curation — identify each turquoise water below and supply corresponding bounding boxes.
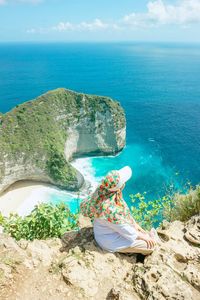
[48,190,80,213]
[0,42,200,210]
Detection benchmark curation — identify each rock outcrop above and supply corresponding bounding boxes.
[0,215,199,300]
[0,89,126,193]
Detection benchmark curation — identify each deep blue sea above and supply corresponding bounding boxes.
[0,42,200,210]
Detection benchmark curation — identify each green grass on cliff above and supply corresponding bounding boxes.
[0,90,68,157]
[0,94,75,185]
[0,89,125,158]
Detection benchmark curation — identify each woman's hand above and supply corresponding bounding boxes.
[138,227,147,234]
[137,232,156,249]
[143,236,156,249]
[134,223,147,234]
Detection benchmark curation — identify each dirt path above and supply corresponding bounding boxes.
[0,264,80,300]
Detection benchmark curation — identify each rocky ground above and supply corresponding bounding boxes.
[0,215,199,300]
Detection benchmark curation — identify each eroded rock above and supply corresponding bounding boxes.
[132,215,200,300]
[184,215,200,245]
[0,215,200,299]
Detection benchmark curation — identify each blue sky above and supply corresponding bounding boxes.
[0,0,200,42]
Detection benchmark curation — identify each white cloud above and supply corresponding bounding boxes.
[26,1,200,35]
[52,19,112,32]
[123,0,200,28]
[27,19,118,34]
[26,28,36,33]
[18,0,43,3]
[52,22,74,32]
[78,19,109,31]
[0,0,42,5]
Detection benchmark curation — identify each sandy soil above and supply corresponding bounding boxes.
[0,181,49,216]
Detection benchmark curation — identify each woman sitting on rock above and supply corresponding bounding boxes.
[80,166,158,255]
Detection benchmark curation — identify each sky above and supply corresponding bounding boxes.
[0,0,200,42]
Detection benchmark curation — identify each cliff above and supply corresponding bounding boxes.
[0,88,126,193]
[0,215,199,300]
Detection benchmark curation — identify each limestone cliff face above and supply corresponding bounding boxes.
[0,88,126,193]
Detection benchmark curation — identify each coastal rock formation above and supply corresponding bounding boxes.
[0,215,199,300]
[0,89,126,193]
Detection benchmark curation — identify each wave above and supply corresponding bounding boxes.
[71,157,101,196]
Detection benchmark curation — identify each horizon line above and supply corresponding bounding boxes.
[0,40,200,45]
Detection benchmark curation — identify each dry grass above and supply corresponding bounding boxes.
[169,185,200,222]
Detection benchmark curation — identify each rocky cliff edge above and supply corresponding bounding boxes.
[0,215,199,300]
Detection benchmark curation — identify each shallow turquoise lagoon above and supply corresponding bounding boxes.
[0,42,199,210]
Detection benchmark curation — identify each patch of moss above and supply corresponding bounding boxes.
[0,255,23,268]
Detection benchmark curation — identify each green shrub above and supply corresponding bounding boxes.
[46,145,76,185]
[1,202,78,241]
[130,192,171,230]
[130,185,200,230]
[168,185,200,222]
[0,212,4,226]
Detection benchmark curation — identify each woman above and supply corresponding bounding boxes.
[80,166,157,255]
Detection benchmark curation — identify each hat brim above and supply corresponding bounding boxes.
[109,166,132,192]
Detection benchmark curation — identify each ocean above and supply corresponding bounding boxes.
[0,42,200,212]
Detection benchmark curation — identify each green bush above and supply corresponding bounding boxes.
[130,192,171,230]
[1,202,78,241]
[168,185,200,222]
[46,145,76,185]
[130,185,200,230]
[0,212,4,226]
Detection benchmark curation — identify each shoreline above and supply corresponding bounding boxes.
[0,181,50,217]
[0,157,100,217]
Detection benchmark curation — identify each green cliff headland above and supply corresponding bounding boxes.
[0,88,126,193]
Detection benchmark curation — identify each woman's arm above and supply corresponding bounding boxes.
[100,220,156,249]
[135,223,147,234]
[130,219,156,248]
[136,231,156,249]
[107,221,155,249]
[123,199,147,233]
[131,218,147,234]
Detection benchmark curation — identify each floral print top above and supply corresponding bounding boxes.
[80,170,135,225]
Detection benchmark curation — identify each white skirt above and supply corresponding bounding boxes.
[93,218,138,252]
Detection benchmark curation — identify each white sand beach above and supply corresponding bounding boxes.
[0,181,50,217]
[0,158,100,218]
